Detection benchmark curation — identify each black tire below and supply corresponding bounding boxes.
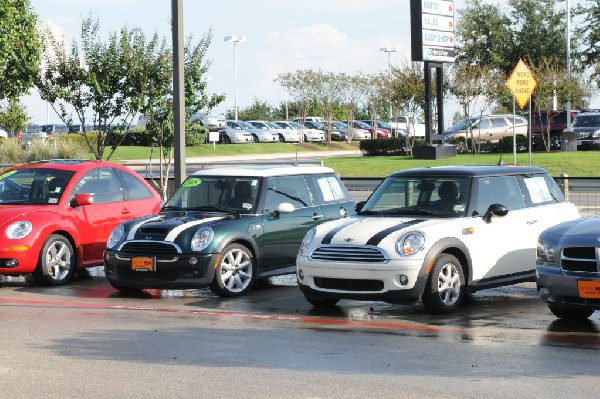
[223,135,231,144]
[108,281,144,295]
[209,244,256,297]
[548,304,594,321]
[421,254,465,314]
[32,234,75,286]
[304,294,340,308]
[278,133,285,143]
[251,134,259,143]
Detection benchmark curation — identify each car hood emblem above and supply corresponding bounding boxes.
[344,237,354,242]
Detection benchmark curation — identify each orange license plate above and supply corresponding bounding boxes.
[578,280,600,299]
[131,257,155,272]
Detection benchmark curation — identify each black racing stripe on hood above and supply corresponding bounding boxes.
[321,219,360,244]
[365,219,425,246]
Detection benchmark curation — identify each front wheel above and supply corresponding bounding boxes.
[32,234,75,286]
[210,244,256,297]
[278,133,285,142]
[421,254,465,313]
[548,304,594,321]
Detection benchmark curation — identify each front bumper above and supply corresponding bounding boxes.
[104,250,219,289]
[296,255,427,303]
[536,264,600,310]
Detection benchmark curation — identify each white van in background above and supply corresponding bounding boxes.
[389,115,426,137]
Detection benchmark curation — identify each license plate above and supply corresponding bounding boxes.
[131,257,155,272]
[578,280,600,299]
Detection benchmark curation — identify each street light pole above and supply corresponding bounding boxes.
[380,47,398,120]
[224,35,246,121]
[565,0,572,131]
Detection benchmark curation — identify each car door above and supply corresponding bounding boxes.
[306,173,354,221]
[256,175,323,270]
[466,175,534,281]
[66,168,131,266]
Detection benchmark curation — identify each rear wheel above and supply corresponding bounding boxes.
[251,134,259,143]
[422,254,465,314]
[222,134,231,144]
[548,304,594,321]
[32,234,75,286]
[210,244,256,297]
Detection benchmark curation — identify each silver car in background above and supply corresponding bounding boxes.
[226,120,279,143]
[247,120,300,143]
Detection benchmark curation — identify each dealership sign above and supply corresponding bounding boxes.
[410,0,456,63]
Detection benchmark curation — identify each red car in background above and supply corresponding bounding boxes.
[0,160,162,285]
[345,120,389,138]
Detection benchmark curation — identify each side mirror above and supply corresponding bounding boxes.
[483,203,508,223]
[355,201,366,213]
[70,193,94,208]
[277,202,295,214]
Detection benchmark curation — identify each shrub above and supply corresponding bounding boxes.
[0,138,27,164]
[359,137,409,156]
[186,124,209,146]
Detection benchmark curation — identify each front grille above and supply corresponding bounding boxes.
[314,277,384,292]
[120,241,180,256]
[311,245,386,263]
[561,246,599,273]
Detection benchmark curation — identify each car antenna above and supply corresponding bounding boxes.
[498,137,505,165]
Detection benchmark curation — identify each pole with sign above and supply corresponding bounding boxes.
[505,59,537,165]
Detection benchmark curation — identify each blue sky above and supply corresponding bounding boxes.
[25,0,470,125]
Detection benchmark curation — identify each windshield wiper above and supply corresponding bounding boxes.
[191,205,239,214]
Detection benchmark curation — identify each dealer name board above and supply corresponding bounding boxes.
[411,0,455,63]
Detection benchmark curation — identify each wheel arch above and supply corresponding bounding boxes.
[421,237,472,283]
[214,232,259,264]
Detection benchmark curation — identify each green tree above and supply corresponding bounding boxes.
[0,0,41,101]
[230,98,275,120]
[0,99,29,133]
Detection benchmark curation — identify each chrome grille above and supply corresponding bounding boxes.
[120,241,180,256]
[310,245,386,263]
[561,246,600,273]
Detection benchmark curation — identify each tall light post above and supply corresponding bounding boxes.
[224,35,246,121]
[380,46,398,120]
[565,0,572,131]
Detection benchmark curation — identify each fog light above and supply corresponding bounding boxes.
[189,257,198,265]
[539,287,550,299]
[298,269,304,280]
[3,259,18,267]
[399,274,409,286]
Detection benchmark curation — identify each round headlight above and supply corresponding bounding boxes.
[537,240,558,264]
[191,227,214,251]
[5,221,32,240]
[107,224,125,248]
[396,232,426,256]
[300,227,316,254]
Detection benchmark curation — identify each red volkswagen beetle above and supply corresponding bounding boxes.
[0,160,161,285]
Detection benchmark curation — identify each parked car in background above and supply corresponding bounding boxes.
[247,120,300,143]
[572,112,600,149]
[528,110,579,138]
[293,116,325,124]
[104,165,355,297]
[443,114,528,143]
[345,120,389,138]
[294,121,326,142]
[217,127,254,144]
[360,120,393,137]
[191,114,226,132]
[297,165,579,313]
[226,120,279,143]
[339,121,371,140]
[0,160,162,286]
[303,120,347,141]
[389,115,425,137]
[537,215,600,321]
[0,128,8,139]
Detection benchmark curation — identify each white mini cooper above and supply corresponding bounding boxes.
[297,165,580,313]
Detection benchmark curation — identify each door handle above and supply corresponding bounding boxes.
[121,208,131,214]
[312,213,324,220]
[526,220,538,225]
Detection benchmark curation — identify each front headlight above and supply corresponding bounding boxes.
[300,227,316,254]
[107,224,125,248]
[5,221,32,240]
[191,227,214,251]
[396,232,426,256]
[592,131,600,138]
[537,239,558,265]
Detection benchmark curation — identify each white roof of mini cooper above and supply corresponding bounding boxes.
[190,164,335,177]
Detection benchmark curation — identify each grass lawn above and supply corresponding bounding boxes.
[105,143,600,178]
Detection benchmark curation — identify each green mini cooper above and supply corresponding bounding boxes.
[104,165,355,297]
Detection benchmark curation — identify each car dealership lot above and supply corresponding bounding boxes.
[1,272,599,399]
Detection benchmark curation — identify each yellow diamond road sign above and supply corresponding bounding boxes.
[506,60,537,109]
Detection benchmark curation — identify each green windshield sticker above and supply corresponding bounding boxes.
[182,178,201,187]
[0,170,17,179]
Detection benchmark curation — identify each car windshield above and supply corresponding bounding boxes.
[164,176,260,213]
[573,115,600,127]
[266,122,281,129]
[239,121,255,129]
[0,168,75,205]
[360,176,471,217]
[287,121,300,128]
[354,120,371,129]
[332,121,348,128]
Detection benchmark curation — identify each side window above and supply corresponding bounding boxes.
[522,174,563,205]
[117,169,154,200]
[491,117,508,128]
[72,168,124,204]
[264,175,313,212]
[477,119,491,129]
[308,174,347,204]
[475,176,525,215]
